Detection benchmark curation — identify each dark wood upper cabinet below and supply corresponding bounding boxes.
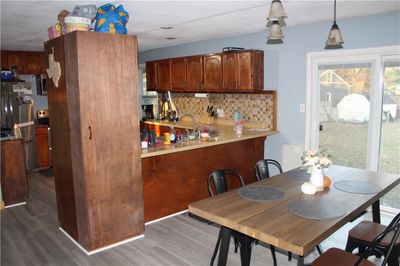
[222,50,263,91]
[145,61,156,91]
[145,49,263,92]
[2,53,23,72]
[24,53,45,75]
[222,52,238,90]
[1,50,45,75]
[186,56,203,91]
[171,58,187,90]
[156,60,171,91]
[203,54,221,91]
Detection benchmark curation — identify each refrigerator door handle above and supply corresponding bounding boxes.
[5,93,10,128]
[9,92,14,126]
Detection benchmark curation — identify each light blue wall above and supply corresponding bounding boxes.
[139,11,400,163]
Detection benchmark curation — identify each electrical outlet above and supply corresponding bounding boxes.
[216,108,224,118]
[300,104,305,113]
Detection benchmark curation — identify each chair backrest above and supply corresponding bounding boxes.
[254,159,283,181]
[355,212,400,266]
[207,169,245,196]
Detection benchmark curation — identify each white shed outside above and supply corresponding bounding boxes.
[337,94,370,122]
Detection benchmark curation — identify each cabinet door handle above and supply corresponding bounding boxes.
[88,126,92,140]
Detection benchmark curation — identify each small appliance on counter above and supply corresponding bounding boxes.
[141,104,154,121]
[37,109,49,125]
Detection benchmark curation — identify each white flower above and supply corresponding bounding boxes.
[301,149,332,171]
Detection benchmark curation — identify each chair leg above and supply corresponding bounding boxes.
[234,237,239,253]
[387,249,399,266]
[288,251,292,261]
[210,229,223,266]
[269,245,277,266]
[316,245,323,255]
[345,237,359,253]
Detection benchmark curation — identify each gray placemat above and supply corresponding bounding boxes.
[288,198,346,220]
[333,180,382,194]
[284,169,310,181]
[237,186,284,202]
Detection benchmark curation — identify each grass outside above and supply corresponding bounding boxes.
[320,121,400,209]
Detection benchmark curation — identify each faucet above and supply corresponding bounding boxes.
[177,113,199,139]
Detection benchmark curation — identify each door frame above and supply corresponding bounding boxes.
[305,45,399,172]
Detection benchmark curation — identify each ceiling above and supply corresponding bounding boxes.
[1,1,399,52]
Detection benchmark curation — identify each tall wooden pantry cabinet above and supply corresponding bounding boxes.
[44,31,144,251]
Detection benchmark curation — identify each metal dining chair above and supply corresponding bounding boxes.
[311,212,400,266]
[345,212,400,266]
[254,159,283,181]
[207,169,244,266]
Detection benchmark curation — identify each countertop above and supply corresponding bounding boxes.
[141,120,278,158]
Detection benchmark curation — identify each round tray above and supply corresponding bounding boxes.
[288,198,346,220]
[237,186,284,202]
[333,180,381,194]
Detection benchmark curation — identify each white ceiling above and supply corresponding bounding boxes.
[1,1,399,52]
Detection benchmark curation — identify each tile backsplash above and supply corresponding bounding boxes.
[165,92,276,130]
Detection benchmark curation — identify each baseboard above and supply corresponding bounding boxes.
[59,227,144,255]
[145,209,188,225]
[4,202,26,208]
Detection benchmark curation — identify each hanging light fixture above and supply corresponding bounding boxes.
[325,0,344,49]
[267,0,287,20]
[268,21,284,40]
[266,0,287,44]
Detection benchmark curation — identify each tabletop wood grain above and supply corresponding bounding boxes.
[188,165,400,256]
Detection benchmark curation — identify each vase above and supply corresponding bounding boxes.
[310,167,324,192]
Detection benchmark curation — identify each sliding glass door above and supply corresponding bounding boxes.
[379,55,400,210]
[306,46,400,212]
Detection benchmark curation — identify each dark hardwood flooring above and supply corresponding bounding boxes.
[1,172,389,265]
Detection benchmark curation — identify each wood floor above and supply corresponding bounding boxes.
[1,172,390,265]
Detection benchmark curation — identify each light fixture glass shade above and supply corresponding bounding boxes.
[268,21,284,40]
[267,0,287,20]
[266,38,284,45]
[325,23,344,49]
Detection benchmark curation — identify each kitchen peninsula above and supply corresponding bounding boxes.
[141,119,278,222]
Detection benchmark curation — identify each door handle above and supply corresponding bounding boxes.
[88,126,92,140]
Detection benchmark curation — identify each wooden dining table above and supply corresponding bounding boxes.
[188,165,400,266]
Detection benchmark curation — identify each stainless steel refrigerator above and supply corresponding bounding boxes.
[1,81,37,172]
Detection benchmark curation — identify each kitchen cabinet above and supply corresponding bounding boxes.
[1,50,45,75]
[171,58,187,90]
[186,56,203,91]
[35,126,51,168]
[1,139,29,206]
[156,60,171,91]
[222,52,237,90]
[45,31,144,251]
[203,54,222,91]
[222,50,264,91]
[145,50,263,92]
[142,137,265,222]
[145,61,156,91]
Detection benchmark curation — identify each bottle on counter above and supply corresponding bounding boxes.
[170,127,177,143]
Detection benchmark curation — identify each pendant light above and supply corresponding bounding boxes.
[268,21,284,40]
[266,0,287,44]
[325,0,344,49]
[267,0,287,20]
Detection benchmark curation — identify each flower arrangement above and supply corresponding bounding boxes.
[301,149,332,174]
